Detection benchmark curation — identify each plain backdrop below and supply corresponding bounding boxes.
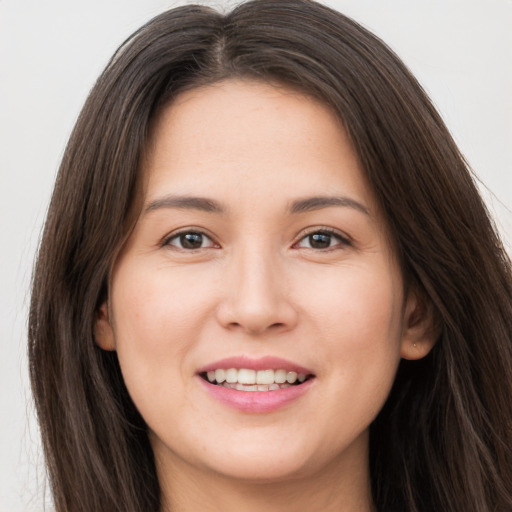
[1,1,511,510]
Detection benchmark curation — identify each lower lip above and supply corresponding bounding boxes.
[198,377,314,413]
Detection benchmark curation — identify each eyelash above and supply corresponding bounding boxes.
[293,227,351,251]
[162,227,351,252]
[162,230,217,251]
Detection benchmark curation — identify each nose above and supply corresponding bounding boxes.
[215,246,298,335]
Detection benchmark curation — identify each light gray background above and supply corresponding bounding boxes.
[1,1,511,510]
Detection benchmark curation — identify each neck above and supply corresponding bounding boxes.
[156,433,374,512]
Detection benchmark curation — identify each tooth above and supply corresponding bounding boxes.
[286,372,298,384]
[226,368,238,383]
[238,369,256,384]
[275,369,287,384]
[256,369,274,384]
[210,368,308,389]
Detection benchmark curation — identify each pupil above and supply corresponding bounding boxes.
[181,232,203,249]
[309,233,330,249]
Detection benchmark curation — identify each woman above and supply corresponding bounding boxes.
[28,1,512,511]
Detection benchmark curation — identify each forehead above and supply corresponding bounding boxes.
[142,79,378,217]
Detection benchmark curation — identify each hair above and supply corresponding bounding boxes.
[29,1,512,511]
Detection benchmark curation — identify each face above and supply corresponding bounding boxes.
[96,80,433,486]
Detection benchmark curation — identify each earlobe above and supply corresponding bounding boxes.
[400,288,438,360]
[94,302,116,351]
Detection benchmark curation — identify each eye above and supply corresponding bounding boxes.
[295,229,350,250]
[164,231,217,250]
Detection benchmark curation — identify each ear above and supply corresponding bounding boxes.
[94,302,116,351]
[400,287,438,360]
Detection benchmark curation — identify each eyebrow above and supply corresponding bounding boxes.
[144,194,369,216]
[144,195,224,214]
[289,196,369,215]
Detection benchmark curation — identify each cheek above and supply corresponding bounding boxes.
[300,263,404,346]
[112,262,216,345]
[299,263,404,412]
[108,263,217,408]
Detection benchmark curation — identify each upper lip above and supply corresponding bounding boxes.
[197,356,314,375]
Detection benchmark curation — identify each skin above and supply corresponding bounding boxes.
[95,80,435,512]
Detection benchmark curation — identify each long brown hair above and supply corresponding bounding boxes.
[29,1,512,511]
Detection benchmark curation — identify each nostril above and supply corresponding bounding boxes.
[225,321,284,335]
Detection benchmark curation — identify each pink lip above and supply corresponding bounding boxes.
[197,356,315,413]
[197,355,313,374]
[198,377,315,413]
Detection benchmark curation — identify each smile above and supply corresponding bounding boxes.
[201,368,312,391]
[197,356,315,411]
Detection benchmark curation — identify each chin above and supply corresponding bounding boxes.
[204,453,315,484]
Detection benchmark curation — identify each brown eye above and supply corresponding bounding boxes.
[308,233,332,249]
[165,231,214,250]
[296,230,348,250]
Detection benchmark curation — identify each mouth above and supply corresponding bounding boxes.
[197,357,315,412]
[199,368,315,392]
